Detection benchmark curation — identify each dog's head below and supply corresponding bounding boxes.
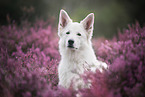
[58,9,94,51]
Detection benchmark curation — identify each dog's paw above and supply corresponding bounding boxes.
[94,60,108,72]
[101,62,108,69]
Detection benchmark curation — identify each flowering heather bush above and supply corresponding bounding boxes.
[0,20,145,97]
[79,22,145,97]
[0,20,76,97]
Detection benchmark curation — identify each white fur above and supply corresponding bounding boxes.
[58,9,108,90]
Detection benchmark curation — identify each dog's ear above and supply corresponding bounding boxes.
[58,9,72,29]
[81,13,94,39]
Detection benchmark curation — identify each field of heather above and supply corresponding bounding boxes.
[0,20,145,97]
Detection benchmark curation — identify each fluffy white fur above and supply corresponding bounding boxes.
[58,9,108,90]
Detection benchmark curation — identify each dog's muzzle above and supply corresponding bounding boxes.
[67,39,74,48]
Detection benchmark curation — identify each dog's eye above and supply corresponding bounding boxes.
[77,33,81,36]
[66,32,70,34]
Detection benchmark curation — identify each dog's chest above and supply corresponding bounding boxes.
[59,58,91,75]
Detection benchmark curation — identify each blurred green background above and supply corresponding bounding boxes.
[0,0,145,38]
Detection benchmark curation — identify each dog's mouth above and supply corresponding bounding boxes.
[67,45,78,50]
[67,45,74,48]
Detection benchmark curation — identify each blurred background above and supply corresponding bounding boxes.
[0,0,145,38]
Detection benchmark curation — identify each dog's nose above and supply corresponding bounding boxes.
[68,39,74,45]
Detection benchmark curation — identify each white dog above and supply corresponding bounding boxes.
[58,9,108,90]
